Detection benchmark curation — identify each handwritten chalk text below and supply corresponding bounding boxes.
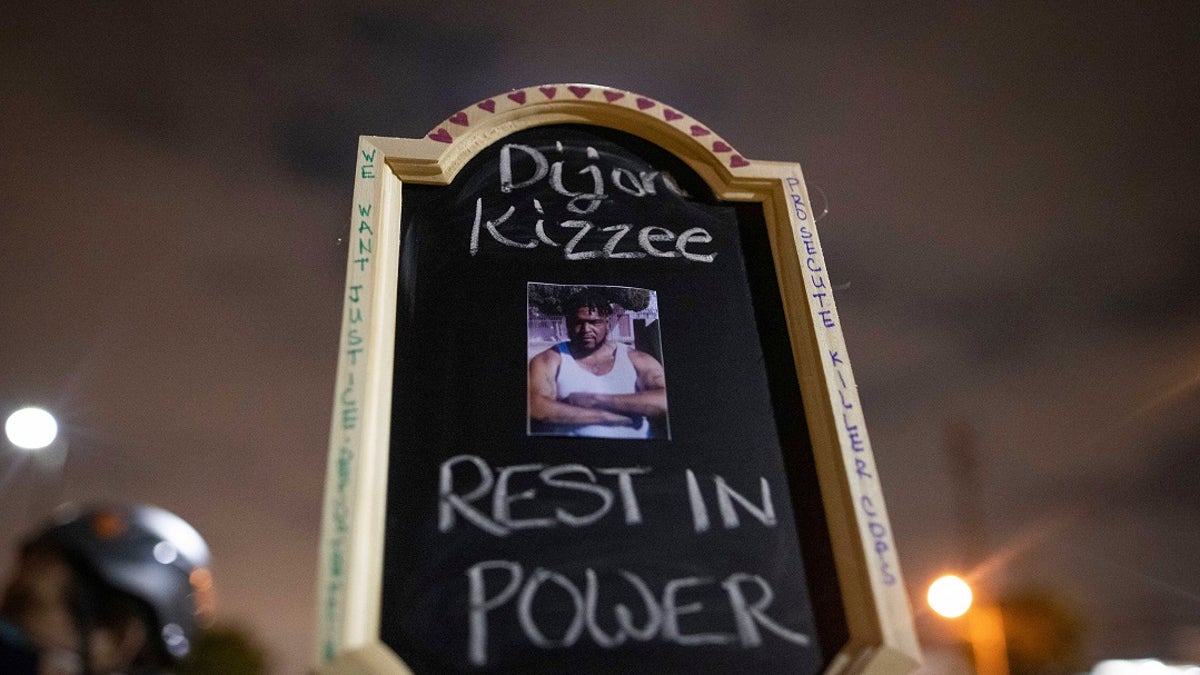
[468,142,716,262]
[439,455,650,536]
[439,455,781,538]
[467,560,810,666]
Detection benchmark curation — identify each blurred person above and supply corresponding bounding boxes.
[0,503,213,675]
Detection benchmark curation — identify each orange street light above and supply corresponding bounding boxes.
[928,574,973,618]
[927,575,1009,675]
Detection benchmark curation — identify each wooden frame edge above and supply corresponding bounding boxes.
[753,163,922,671]
[314,84,921,674]
[314,136,402,667]
[313,642,413,675]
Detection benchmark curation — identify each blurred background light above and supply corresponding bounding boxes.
[928,574,973,619]
[1092,660,1200,675]
[4,407,58,451]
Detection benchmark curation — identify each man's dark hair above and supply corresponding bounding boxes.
[563,288,613,317]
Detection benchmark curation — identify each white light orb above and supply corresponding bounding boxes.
[5,407,59,450]
[927,574,973,618]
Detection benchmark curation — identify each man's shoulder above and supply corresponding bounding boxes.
[530,344,564,366]
[625,347,662,367]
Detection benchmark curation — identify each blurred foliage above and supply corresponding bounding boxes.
[528,284,650,315]
[176,624,268,675]
[999,588,1087,675]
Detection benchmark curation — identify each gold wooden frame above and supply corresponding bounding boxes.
[314,84,920,675]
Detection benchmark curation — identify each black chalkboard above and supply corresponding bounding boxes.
[380,124,846,673]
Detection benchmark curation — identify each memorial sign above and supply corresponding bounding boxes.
[315,85,920,674]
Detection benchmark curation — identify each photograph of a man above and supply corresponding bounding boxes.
[527,283,670,439]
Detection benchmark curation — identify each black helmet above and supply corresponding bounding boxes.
[37,503,213,661]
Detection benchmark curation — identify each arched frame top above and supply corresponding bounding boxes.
[315,83,921,675]
[382,83,783,202]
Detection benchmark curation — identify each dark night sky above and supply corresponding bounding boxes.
[2,2,1198,672]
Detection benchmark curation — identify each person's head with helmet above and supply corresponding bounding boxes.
[0,503,213,675]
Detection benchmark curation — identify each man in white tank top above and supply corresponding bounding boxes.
[528,289,668,439]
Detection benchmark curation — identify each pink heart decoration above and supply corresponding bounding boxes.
[663,109,683,121]
[507,91,526,104]
[690,125,710,136]
[449,112,469,126]
[477,100,496,113]
[428,128,453,144]
[540,86,557,99]
[603,91,625,102]
[712,141,732,153]
[730,155,750,168]
[635,97,655,110]
[568,86,590,99]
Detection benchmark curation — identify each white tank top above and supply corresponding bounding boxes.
[555,342,650,439]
